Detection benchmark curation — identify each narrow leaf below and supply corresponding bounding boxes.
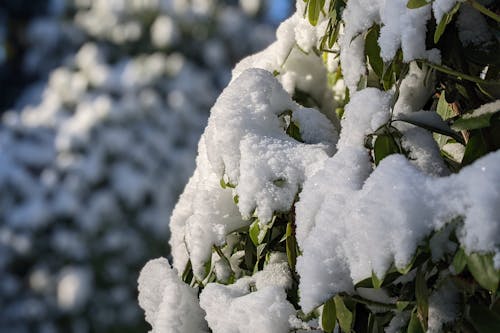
[249,220,260,246]
[286,222,297,271]
[395,111,464,144]
[451,101,500,131]
[407,0,430,9]
[468,302,500,333]
[308,0,325,26]
[466,252,500,292]
[415,268,428,330]
[365,25,384,77]
[452,248,467,274]
[397,301,410,311]
[436,92,455,120]
[334,295,353,333]
[322,298,337,332]
[461,130,489,166]
[408,309,425,333]
[371,270,384,289]
[434,2,461,43]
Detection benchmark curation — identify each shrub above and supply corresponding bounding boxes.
[138,0,500,332]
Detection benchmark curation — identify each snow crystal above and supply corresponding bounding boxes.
[138,258,208,333]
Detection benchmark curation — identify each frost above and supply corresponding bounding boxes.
[138,258,209,333]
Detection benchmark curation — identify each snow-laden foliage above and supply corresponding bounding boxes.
[140,0,500,332]
[0,1,274,332]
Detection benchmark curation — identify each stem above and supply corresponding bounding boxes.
[419,60,500,86]
[467,0,500,23]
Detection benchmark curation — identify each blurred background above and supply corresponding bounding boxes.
[0,0,291,332]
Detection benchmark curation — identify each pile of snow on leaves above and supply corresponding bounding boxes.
[137,0,500,332]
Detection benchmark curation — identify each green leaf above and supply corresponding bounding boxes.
[396,301,410,311]
[308,0,325,26]
[452,247,467,274]
[395,111,465,144]
[286,120,304,142]
[286,222,297,271]
[434,2,461,44]
[328,19,341,48]
[365,25,384,77]
[451,105,500,131]
[468,302,500,333]
[322,298,337,332]
[334,295,353,333]
[415,268,429,330]
[382,61,396,90]
[436,92,455,120]
[406,0,430,9]
[371,270,384,289]
[408,309,425,333]
[373,133,400,165]
[181,260,193,283]
[466,252,500,292]
[220,178,235,189]
[249,220,260,246]
[461,130,489,166]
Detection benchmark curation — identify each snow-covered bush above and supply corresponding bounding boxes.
[139,0,500,332]
[0,1,274,332]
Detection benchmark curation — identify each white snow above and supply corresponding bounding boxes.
[138,258,209,333]
[199,277,295,333]
[136,0,500,331]
[427,279,459,333]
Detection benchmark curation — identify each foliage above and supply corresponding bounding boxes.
[175,0,500,332]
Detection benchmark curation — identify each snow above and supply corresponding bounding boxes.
[138,258,209,333]
[57,267,92,312]
[136,0,499,331]
[433,0,463,24]
[297,150,500,312]
[339,0,443,90]
[427,279,459,333]
[456,4,493,47]
[199,276,295,333]
[170,68,337,278]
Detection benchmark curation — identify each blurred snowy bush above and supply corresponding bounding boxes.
[0,0,276,332]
